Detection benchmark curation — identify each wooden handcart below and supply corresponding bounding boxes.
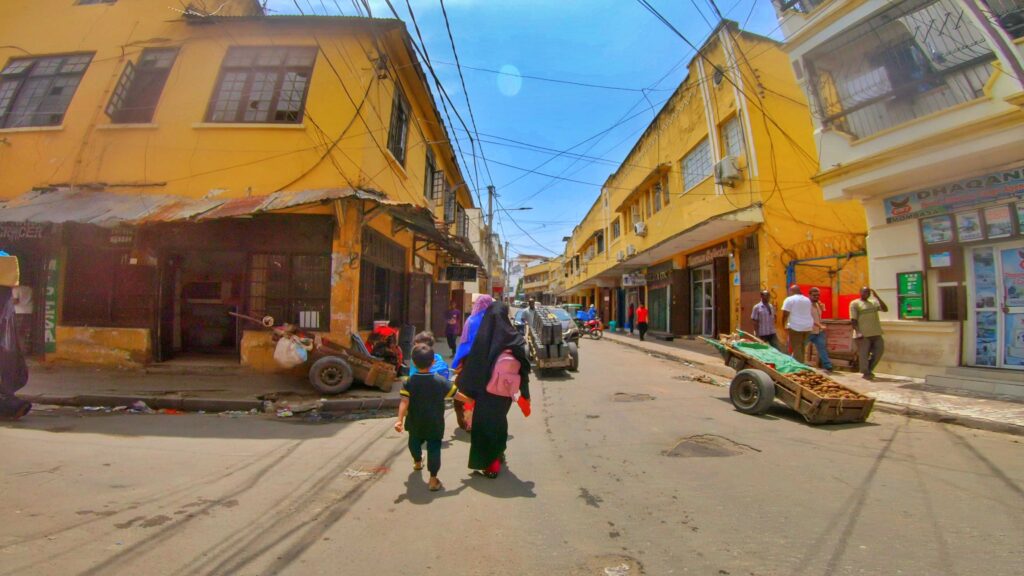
[702,331,874,425]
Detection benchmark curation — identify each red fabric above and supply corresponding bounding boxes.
[373,325,399,339]
[486,458,502,474]
[837,294,858,320]
[636,306,649,323]
[517,396,531,417]
[798,284,833,319]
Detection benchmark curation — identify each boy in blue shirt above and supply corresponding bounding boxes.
[409,331,450,379]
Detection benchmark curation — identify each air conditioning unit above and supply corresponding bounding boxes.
[714,156,742,187]
[616,250,625,262]
[626,245,637,257]
[634,222,648,237]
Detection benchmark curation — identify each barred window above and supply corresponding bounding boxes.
[106,48,178,123]
[722,116,744,158]
[611,218,621,239]
[0,54,92,128]
[424,148,436,199]
[682,138,712,191]
[387,86,410,164]
[206,47,315,124]
[249,253,331,330]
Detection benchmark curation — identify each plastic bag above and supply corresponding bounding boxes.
[274,336,308,368]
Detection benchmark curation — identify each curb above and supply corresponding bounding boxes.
[21,394,400,414]
[871,401,1024,437]
[603,334,1024,437]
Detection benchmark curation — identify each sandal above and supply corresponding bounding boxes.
[413,460,423,471]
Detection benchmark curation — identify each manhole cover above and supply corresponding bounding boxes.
[612,392,655,402]
[663,434,760,458]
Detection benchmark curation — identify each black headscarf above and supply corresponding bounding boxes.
[457,301,530,400]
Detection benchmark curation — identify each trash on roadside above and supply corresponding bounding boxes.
[681,360,695,367]
[159,408,184,415]
[82,406,108,412]
[219,410,250,418]
[129,401,155,414]
[604,564,630,576]
[288,400,323,414]
[276,409,294,418]
[112,406,128,412]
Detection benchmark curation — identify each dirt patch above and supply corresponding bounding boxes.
[140,515,172,528]
[663,434,760,458]
[612,393,655,402]
[578,487,603,508]
[571,554,644,575]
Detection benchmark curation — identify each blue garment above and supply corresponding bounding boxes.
[410,353,450,380]
[452,312,484,371]
[575,310,587,322]
[586,307,597,321]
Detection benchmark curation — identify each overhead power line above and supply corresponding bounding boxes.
[431,60,672,93]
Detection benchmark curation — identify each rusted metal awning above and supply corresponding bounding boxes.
[0,186,484,267]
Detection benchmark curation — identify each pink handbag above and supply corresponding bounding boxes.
[486,350,522,398]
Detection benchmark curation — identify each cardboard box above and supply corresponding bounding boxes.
[0,256,19,287]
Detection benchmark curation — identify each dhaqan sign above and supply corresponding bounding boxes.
[883,165,1024,224]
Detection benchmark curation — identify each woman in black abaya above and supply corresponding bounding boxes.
[456,301,531,478]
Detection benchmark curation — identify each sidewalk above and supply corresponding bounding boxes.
[602,330,1024,436]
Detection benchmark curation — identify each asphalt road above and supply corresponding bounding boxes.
[1,339,1022,575]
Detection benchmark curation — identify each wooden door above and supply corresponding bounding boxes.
[432,281,450,336]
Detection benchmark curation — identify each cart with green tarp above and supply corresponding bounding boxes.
[702,331,875,425]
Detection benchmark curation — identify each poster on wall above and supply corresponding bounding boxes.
[984,205,1014,239]
[929,251,952,268]
[896,271,925,320]
[1001,247,1024,308]
[975,311,997,366]
[973,248,997,309]
[1017,202,1024,230]
[921,215,953,244]
[1006,313,1024,367]
[956,211,984,242]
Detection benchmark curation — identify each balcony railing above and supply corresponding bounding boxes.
[804,0,1006,140]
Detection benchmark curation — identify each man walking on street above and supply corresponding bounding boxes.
[850,286,888,380]
[636,302,649,341]
[807,287,833,372]
[751,290,782,351]
[782,285,814,363]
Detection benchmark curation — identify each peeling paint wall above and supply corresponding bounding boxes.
[47,326,151,367]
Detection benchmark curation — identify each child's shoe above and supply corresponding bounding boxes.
[413,460,423,471]
[428,477,443,491]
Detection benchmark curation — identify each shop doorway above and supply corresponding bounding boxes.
[157,251,246,360]
[691,265,715,336]
[649,286,670,333]
[966,239,1024,370]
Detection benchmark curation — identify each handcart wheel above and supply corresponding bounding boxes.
[729,369,776,415]
[309,356,355,395]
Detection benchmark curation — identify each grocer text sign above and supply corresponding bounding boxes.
[883,166,1024,224]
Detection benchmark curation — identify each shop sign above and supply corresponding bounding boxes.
[445,265,477,282]
[0,222,46,241]
[44,257,59,353]
[897,271,926,320]
[883,165,1024,223]
[622,272,646,287]
[108,227,135,246]
[645,261,675,284]
[687,242,730,267]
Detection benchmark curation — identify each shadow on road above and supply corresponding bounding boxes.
[460,468,536,499]
[0,411,366,440]
[393,470,469,505]
[712,397,880,431]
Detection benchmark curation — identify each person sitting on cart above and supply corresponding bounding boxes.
[410,331,450,379]
[368,320,403,370]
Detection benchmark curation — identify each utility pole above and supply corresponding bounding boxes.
[486,185,495,295]
[504,240,510,303]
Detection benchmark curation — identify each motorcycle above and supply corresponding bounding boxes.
[575,317,604,340]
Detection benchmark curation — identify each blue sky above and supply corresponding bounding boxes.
[265,0,781,258]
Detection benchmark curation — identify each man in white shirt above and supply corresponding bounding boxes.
[781,284,814,363]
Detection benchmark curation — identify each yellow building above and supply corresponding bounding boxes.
[523,257,563,305]
[563,20,868,341]
[0,0,482,368]
[774,0,1024,391]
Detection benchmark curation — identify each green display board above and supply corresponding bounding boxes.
[44,257,59,353]
[897,271,925,320]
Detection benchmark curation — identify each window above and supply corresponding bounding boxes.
[645,190,652,218]
[63,248,155,327]
[359,228,407,329]
[596,231,605,254]
[611,218,621,239]
[249,253,331,330]
[206,46,315,124]
[653,183,662,213]
[106,48,178,124]
[423,148,436,199]
[0,54,92,128]
[682,138,712,191]
[721,117,744,158]
[387,86,410,164]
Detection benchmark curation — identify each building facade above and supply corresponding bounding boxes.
[562,20,868,342]
[523,257,563,305]
[0,0,483,369]
[775,0,1024,393]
